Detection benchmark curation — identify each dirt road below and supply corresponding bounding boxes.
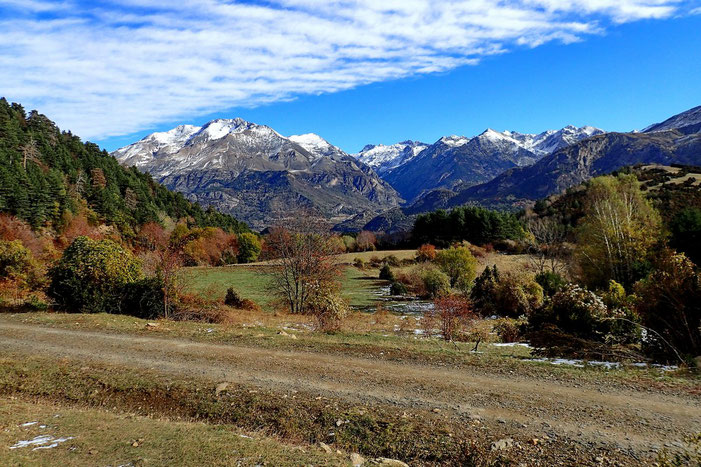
[0,319,698,462]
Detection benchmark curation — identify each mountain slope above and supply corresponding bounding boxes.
[444,125,701,210]
[0,99,248,233]
[113,119,401,230]
[353,141,428,175]
[643,105,701,135]
[381,126,603,202]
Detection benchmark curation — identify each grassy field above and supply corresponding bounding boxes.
[181,250,535,312]
[182,264,384,309]
[0,397,345,466]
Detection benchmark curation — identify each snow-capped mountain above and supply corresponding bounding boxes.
[112,119,401,230]
[354,141,428,175]
[382,125,603,202]
[499,125,604,156]
[643,105,701,135]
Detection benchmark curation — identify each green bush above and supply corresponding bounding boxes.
[470,266,499,316]
[237,232,262,263]
[379,264,394,281]
[119,277,164,319]
[384,255,400,267]
[48,236,143,314]
[389,281,408,296]
[529,284,625,342]
[472,267,542,318]
[0,240,35,281]
[435,247,477,289]
[535,271,566,297]
[420,267,450,298]
[353,257,365,269]
[25,294,49,311]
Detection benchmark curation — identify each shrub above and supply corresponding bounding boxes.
[435,246,477,289]
[369,255,383,268]
[119,277,165,319]
[48,236,143,314]
[472,268,542,318]
[0,240,35,282]
[470,266,500,316]
[415,244,436,262]
[342,235,357,252]
[420,267,450,298]
[224,287,259,311]
[379,264,394,281]
[389,281,408,296]
[306,280,349,332]
[353,257,365,269]
[634,251,701,363]
[493,273,543,318]
[237,232,262,263]
[535,271,566,297]
[25,294,49,311]
[493,318,524,343]
[529,284,619,341]
[424,295,474,341]
[384,255,400,267]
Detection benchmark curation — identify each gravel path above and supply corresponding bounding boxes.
[0,319,698,460]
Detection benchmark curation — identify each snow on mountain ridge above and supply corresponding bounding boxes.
[353,140,429,175]
[643,105,701,133]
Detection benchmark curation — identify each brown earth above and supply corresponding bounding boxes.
[0,318,699,465]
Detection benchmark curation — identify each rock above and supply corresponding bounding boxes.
[145,322,159,328]
[336,419,344,427]
[491,438,514,451]
[468,414,482,421]
[319,442,333,454]
[215,382,229,396]
[278,330,297,339]
[350,453,365,466]
[530,438,539,446]
[374,458,409,467]
[432,408,441,413]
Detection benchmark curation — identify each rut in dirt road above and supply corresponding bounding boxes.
[0,320,698,455]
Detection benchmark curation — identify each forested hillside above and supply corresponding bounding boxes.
[0,99,248,235]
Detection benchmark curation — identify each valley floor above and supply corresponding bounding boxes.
[0,314,698,466]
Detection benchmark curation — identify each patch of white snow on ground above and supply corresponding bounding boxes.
[526,357,678,371]
[20,421,38,427]
[491,343,531,348]
[10,435,74,450]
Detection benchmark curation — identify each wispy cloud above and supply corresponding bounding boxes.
[0,0,690,139]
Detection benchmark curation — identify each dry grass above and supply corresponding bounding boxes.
[0,397,347,466]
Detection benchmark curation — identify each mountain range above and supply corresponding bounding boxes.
[418,105,701,213]
[113,105,701,232]
[112,119,401,230]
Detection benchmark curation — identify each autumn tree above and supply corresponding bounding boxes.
[424,294,475,342]
[265,215,345,318]
[576,174,662,289]
[237,232,262,263]
[635,250,701,363]
[141,223,203,318]
[435,246,478,291]
[415,243,437,262]
[356,230,376,252]
[527,216,567,276]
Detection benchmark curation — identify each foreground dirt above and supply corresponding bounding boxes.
[0,319,699,465]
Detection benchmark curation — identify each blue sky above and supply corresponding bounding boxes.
[1,1,700,153]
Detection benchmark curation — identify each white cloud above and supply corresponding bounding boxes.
[0,0,688,139]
